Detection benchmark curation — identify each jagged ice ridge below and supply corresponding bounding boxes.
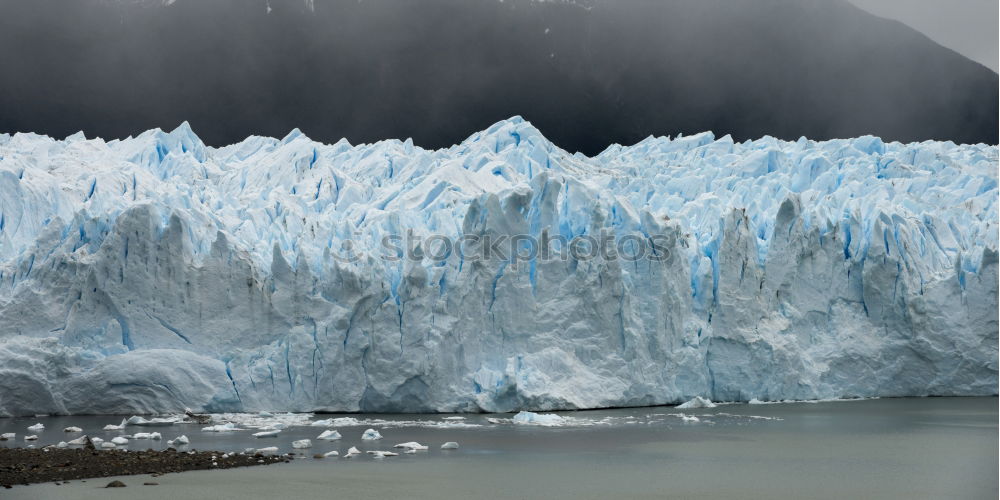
[0,117,996,415]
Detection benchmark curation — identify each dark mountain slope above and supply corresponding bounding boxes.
[0,0,995,153]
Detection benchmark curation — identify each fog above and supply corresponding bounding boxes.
[0,0,996,153]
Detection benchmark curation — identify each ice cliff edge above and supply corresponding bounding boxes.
[0,117,996,415]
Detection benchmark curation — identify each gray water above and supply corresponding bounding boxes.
[3,397,997,499]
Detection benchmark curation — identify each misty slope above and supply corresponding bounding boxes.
[0,118,996,415]
[0,0,996,155]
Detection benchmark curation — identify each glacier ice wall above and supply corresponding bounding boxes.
[0,118,996,415]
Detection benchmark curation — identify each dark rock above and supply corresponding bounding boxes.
[143,482,159,486]
[106,480,127,488]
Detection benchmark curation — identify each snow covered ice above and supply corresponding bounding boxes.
[0,117,996,416]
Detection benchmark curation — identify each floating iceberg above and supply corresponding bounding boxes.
[345,446,362,458]
[323,450,339,458]
[291,439,312,449]
[63,426,82,433]
[27,423,44,432]
[111,436,129,445]
[677,397,716,409]
[103,419,127,431]
[0,118,995,416]
[512,411,565,426]
[202,423,242,432]
[256,446,279,454]
[253,430,281,438]
[361,429,383,440]
[440,442,459,449]
[67,435,89,445]
[126,416,177,427]
[168,435,189,445]
[393,441,429,450]
[317,430,342,441]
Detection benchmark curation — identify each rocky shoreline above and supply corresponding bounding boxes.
[0,446,287,488]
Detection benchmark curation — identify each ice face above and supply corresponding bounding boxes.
[0,117,996,416]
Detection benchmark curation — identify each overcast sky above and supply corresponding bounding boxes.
[850,0,998,71]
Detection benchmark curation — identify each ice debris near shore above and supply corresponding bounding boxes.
[168,435,189,445]
[0,117,996,416]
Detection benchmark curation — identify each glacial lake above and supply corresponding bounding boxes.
[2,397,996,499]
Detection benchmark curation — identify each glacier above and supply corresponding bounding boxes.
[0,117,996,416]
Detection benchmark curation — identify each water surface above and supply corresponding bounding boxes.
[3,397,996,499]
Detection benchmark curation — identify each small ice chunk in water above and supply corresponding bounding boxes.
[292,439,312,449]
[677,396,716,409]
[67,435,89,445]
[256,447,279,454]
[24,435,38,441]
[111,436,129,445]
[253,430,281,438]
[126,416,176,426]
[259,411,274,417]
[442,416,465,420]
[512,411,564,425]
[361,428,382,440]
[27,423,44,432]
[440,442,459,449]
[100,442,116,449]
[1,433,15,439]
[323,450,339,457]
[345,446,362,457]
[367,450,398,458]
[748,398,765,405]
[317,430,342,441]
[104,419,127,431]
[63,426,82,433]
[91,437,104,446]
[202,423,241,432]
[56,441,68,448]
[393,441,428,450]
[169,435,190,445]
[681,415,700,422]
